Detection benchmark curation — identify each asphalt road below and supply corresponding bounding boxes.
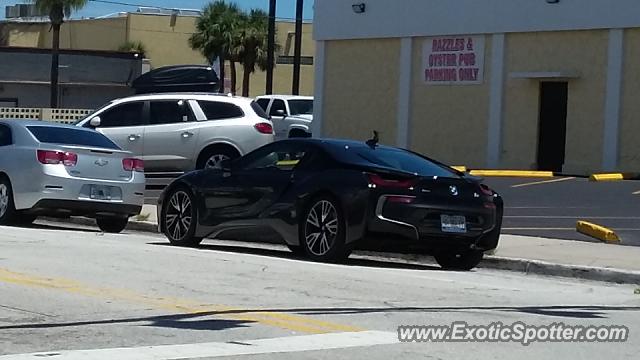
[1,224,639,359]
[484,177,640,246]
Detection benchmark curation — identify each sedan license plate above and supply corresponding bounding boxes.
[441,215,467,233]
[90,185,112,200]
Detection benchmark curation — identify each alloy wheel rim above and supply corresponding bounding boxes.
[305,200,338,256]
[165,191,193,241]
[205,154,230,169]
[0,184,8,218]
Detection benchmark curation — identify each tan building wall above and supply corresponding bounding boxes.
[322,39,400,142]
[620,28,640,172]
[503,30,609,173]
[1,15,315,99]
[409,37,492,167]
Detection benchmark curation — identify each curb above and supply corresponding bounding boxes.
[41,216,159,233]
[589,173,639,182]
[42,217,639,285]
[576,221,620,243]
[468,170,554,178]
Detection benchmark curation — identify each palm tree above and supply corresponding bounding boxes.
[31,0,88,108]
[234,9,270,97]
[117,40,147,57]
[189,1,243,94]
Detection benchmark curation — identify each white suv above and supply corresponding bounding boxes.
[76,93,275,173]
[255,95,313,140]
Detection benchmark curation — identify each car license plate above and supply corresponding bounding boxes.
[441,215,466,233]
[90,185,112,200]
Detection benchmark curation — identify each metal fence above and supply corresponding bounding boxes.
[0,107,94,124]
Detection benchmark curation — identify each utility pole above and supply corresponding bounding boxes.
[266,0,277,95]
[292,0,303,95]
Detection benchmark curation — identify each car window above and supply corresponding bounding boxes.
[198,101,244,120]
[27,126,121,150]
[288,100,313,115]
[256,98,270,112]
[269,100,287,116]
[251,101,270,120]
[0,124,12,146]
[326,143,459,178]
[149,100,192,125]
[238,143,308,171]
[97,102,144,128]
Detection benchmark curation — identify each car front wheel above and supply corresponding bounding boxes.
[162,187,203,247]
[299,196,351,262]
[96,216,129,233]
[434,250,484,271]
[0,178,17,225]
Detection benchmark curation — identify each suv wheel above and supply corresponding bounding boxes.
[0,178,17,225]
[197,147,240,170]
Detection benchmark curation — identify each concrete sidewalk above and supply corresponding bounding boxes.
[53,204,640,284]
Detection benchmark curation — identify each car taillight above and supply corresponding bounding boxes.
[37,150,77,166]
[123,158,144,172]
[386,195,416,204]
[367,173,418,189]
[254,122,274,134]
[479,184,494,196]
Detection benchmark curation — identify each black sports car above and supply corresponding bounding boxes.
[157,138,503,270]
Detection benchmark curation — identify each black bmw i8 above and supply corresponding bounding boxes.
[157,138,503,270]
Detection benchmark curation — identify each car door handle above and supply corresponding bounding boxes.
[181,131,194,138]
[128,134,141,141]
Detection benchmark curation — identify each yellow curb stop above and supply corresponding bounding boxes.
[468,170,554,178]
[589,173,637,182]
[452,166,467,172]
[576,221,620,243]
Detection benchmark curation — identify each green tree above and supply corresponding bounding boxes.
[234,9,270,97]
[31,0,88,108]
[117,40,146,57]
[189,1,243,94]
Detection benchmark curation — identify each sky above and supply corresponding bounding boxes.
[0,0,314,20]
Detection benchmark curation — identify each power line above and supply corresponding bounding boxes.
[87,0,313,21]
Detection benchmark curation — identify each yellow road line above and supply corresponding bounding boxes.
[0,268,362,334]
[511,177,575,188]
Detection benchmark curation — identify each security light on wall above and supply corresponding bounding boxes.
[352,3,366,13]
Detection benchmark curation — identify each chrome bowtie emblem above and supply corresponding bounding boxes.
[449,185,459,196]
[94,159,108,166]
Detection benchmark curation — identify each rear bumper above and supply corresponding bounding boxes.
[26,199,142,218]
[367,195,502,251]
[14,170,145,214]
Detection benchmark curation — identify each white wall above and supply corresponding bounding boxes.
[314,0,640,40]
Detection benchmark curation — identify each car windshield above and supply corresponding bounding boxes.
[27,126,120,150]
[327,143,459,178]
[288,99,313,115]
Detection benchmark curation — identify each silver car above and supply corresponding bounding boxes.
[0,120,145,233]
[75,93,275,173]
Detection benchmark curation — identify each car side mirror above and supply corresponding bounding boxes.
[221,159,232,176]
[89,116,101,127]
[275,109,286,117]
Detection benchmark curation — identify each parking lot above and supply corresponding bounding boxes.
[484,177,640,246]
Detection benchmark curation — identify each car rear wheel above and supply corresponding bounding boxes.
[0,178,17,225]
[162,188,203,247]
[96,216,129,233]
[300,196,351,263]
[197,147,240,170]
[434,250,484,271]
